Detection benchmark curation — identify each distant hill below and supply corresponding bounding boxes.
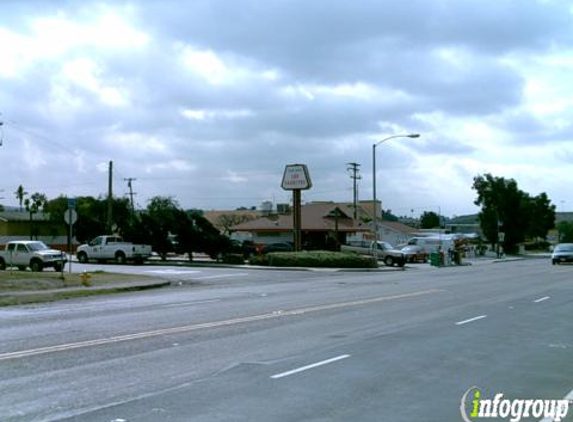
[448,214,479,224]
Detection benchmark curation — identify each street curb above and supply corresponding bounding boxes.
[142,259,405,273]
[492,257,526,264]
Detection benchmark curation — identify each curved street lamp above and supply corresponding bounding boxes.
[372,133,420,262]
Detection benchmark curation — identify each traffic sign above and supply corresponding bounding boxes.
[64,209,78,225]
[68,197,77,209]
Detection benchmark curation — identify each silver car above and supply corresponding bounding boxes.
[551,243,573,265]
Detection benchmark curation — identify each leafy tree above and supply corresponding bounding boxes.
[46,195,131,243]
[127,197,232,260]
[138,196,182,258]
[420,211,440,229]
[187,211,231,259]
[381,209,399,222]
[557,221,573,243]
[473,173,555,253]
[47,194,233,259]
[525,192,555,240]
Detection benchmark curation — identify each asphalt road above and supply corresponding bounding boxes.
[1,259,572,422]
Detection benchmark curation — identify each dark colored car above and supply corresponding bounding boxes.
[262,242,293,254]
[551,243,573,265]
[229,240,258,258]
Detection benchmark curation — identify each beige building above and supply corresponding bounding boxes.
[231,202,371,250]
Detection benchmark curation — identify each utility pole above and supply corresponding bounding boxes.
[347,162,361,220]
[124,178,137,212]
[107,161,113,233]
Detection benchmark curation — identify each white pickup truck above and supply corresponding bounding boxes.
[76,235,152,264]
[0,240,67,272]
[341,240,406,267]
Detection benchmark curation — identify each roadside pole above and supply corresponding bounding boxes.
[65,198,77,274]
[281,165,312,252]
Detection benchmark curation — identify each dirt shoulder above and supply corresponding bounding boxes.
[0,270,169,306]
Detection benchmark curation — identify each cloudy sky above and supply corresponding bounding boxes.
[1,0,572,217]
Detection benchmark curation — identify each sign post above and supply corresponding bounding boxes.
[65,198,77,274]
[281,164,312,252]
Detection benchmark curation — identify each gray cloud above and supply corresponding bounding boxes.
[1,0,572,215]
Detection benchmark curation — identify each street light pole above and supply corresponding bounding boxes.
[372,133,420,263]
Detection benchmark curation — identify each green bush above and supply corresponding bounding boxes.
[222,253,245,264]
[253,251,376,268]
[248,255,268,266]
[523,240,551,251]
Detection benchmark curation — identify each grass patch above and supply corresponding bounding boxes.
[0,270,167,306]
[0,270,153,291]
[249,251,377,268]
[0,284,167,307]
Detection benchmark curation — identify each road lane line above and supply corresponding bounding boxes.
[0,289,441,361]
[271,354,351,379]
[456,315,487,326]
[160,299,221,309]
[195,273,249,280]
[534,296,550,303]
[144,270,202,275]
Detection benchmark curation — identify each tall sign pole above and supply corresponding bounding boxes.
[281,164,312,252]
[65,198,77,274]
[107,160,113,233]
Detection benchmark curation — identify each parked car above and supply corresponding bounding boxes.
[551,243,573,265]
[340,240,406,267]
[401,245,428,263]
[262,242,293,254]
[76,235,152,264]
[229,239,258,258]
[0,240,67,272]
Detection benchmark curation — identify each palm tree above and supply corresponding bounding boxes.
[14,185,28,212]
[25,192,48,240]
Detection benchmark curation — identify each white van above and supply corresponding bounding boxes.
[404,235,457,254]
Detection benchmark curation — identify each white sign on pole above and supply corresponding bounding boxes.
[281,164,312,190]
[64,209,78,225]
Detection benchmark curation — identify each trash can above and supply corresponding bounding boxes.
[430,252,440,267]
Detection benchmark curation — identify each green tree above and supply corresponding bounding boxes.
[420,211,440,229]
[140,196,181,258]
[25,192,48,240]
[557,221,573,243]
[473,174,555,253]
[381,209,399,222]
[128,196,232,260]
[46,195,132,243]
[525,192,556,240]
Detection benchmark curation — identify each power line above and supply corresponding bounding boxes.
[1,119,80,157]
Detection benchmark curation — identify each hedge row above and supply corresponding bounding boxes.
[249,251,377,268]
